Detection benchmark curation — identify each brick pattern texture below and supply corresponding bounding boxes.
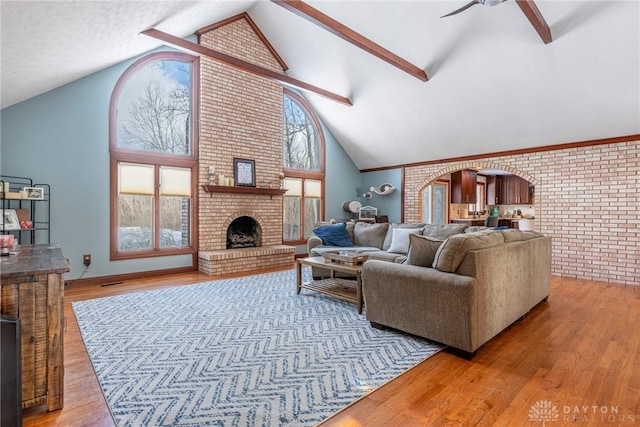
[404,140,640,286]
[197,17,291,275]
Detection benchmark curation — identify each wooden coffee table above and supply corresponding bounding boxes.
[296,256,364,314]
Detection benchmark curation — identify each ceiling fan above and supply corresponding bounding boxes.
[440,0,553,44]
[440,0,506,18]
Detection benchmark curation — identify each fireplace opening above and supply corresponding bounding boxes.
[227,216,262,249]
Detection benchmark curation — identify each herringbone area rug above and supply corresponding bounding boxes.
[73,268,443,426]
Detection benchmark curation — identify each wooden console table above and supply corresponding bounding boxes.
[0,244,69,411]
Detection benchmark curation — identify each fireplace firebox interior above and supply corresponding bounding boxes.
[227,216,262,249]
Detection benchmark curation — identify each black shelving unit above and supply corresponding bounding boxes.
[1,175,50,245]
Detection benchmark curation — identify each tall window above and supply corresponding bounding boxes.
[110,52,199,260]
[283,90,324,243]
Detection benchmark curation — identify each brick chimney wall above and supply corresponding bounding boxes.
[198,17,286,252]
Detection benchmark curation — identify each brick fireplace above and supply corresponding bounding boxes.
[196,14,295,276]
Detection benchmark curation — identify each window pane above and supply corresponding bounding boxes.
[161,166,191,196]
[118,194,153,251]
[119,163,154,195]
[117,60,191,155]
[305,179,321,197]
[160,196,190,248]
[284,177,302,196]
[283,196,301,240]
[304,197,321,239]
[283,95,321,171]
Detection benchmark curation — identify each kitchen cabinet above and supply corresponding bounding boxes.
[486,175,497,205]
[505,175,532,204]
[495,175,532,205]
[450,170,477,204]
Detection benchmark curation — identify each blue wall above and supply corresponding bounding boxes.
[360,169,403,223]
[1,47,367,278]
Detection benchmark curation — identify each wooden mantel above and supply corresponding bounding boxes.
[201,185,287,197]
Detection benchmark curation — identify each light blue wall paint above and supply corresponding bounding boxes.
[360,169,403,223]
[321,122,361,222]
[1,46,193,280]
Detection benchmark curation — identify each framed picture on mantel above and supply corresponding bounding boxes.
[234,158,256,187]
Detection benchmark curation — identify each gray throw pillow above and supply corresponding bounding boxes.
[405,234,443,267]
[422,223,467,239]
[353,222,389,249]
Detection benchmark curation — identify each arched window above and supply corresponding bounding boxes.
[109,52,199,260]
[282,90,325,243]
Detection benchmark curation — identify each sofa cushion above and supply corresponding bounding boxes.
[353,222,389,249]
[383,223,425,250]
[309,246,381,257]
[405,234,444,267]
[387,227,423,254]
[433,231,506,273]
[363,250,407,263]
[422,223,468,239]
[500,229,544,242]
[313,223,353,247]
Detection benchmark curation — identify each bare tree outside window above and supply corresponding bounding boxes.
[282,92,324,242]
[283,95,320,171]
[118,61,191,155]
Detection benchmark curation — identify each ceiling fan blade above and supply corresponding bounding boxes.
[515,0,552,44]
[440,0,481,18]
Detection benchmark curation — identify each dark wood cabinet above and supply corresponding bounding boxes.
[450,170,477,204]
[500,175,532,204]
[486,175,497,205]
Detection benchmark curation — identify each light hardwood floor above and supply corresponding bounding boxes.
[22,268,640,426]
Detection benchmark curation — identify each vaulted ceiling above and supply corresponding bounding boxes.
[1,1,638,169]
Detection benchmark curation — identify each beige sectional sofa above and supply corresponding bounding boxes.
[362,229,552,358]
[307,221,467,278]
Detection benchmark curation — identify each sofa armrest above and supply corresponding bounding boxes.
[362,260,477,352]
[307,236,323,254]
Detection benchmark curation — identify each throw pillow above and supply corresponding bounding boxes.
[387,227,422,254]
[405,234,444,267]
[313,223,353,247]
[382,223,425,250]
[353,222,389,248]
[422,223,467,239]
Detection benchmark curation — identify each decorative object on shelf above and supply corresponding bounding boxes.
[208,165,216,185]
[2,209,20,230]
[278,172,285,188]
[22,187,44,200]
[342,200,362,214]
[233,158,256,187]
[0,234,14,248]
[370,183,395,196]
[359,205,378,220]
[1,176,50,244]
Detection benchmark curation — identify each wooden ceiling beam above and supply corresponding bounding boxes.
[515,0,553,44]
[271,0,428,82]
[140,28,352,106]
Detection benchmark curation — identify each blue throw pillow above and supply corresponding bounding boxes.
[314,223,353,247]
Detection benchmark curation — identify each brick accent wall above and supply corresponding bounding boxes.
[197,16,292,274]
[404,139,640,286]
